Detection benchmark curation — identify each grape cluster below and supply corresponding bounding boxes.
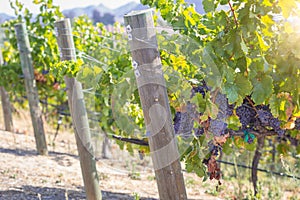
[173,110,194,137]
[209,93,230,136]
[256,106,285,136]
[191,80,209,98]
[236,101,286,135]
[236,101,256,129]
[173,111,182,133]
[209,119,227,136]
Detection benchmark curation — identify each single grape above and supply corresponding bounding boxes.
[295,118,300,130]
[194,127,204,137]
[191,80,209,98]
[247,137,254,144]
[209,144,222,156]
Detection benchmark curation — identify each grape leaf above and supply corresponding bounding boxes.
[269,94,280,117]
[235,74,252,98]
[224,83,239,104]
[222,139,233,155]
[278,0,296,18]
[224,74,252,104]
[202,0,215,13]
[252,75,273,104]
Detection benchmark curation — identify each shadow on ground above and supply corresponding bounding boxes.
[0,186,158,200]
[0,147,78,159]
[0,147,158,199]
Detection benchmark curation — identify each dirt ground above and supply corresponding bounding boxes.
[0,112,222,200]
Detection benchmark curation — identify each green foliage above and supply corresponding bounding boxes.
[51,59,83,77]
[183,141,207,178]
[1,0,65,114]
[2,0,299,186]
[141,0,300,179]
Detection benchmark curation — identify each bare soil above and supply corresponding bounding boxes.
[0,112,221,200]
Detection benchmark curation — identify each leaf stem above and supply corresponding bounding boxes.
[228,1,238,28]
[245,96,257,113]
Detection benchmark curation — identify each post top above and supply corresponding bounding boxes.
[14,22,25,27]
[54,18,70,24]
[124,9,153,17]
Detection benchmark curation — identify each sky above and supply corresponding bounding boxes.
[0,0,140,15]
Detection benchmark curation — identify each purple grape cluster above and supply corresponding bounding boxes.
[209,119,227,136]
[257,109,273,125]
[191,81,209,98]
[173,110,194,137]
[256,106,285,136]
[173,111,182,133]
[209,93,230,136]
[236,102,256,129]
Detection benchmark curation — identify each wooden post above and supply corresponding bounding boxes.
[124,10,187,200]
[15,23,48,155]
[55,19,102,200]
[0,43,14,132]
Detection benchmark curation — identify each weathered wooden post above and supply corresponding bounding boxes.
[0,40,14,132]
[124,10,187,199]
[55,18,102,200]
[15,23,48,155]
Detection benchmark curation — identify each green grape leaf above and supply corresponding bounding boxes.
[224,83,239,104]
[245,138,256,151]
[240,38,248,54]
[224,74,252,104]
[202,0,215,13]
[252,75,273,104]
[269,94,280,117]
[191,93,206,113]
[227,115,242,130]
[222,138,233,155]
[235,73,252,98]
[220,0,228,5]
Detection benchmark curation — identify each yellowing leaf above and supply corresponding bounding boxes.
[261,15,274,37]
[283,117,296,129]
[262,0,273,7]
[278,0,296,18]
[255,32,269,51]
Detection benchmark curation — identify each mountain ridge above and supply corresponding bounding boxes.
[0,1,207,25]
